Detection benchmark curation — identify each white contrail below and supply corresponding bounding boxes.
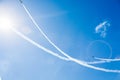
[94,57,120,61]
[21,3,71,59]
[87,59,120,64]
[12,27,120,73]
[87,60,110,64]
[11,28,69,61]
[69,58,120,73]
[18,1,120,73]
[87,57,120,64]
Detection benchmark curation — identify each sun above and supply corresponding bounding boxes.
[0,15,13,33]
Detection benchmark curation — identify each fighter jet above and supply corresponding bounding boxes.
[19,0,23,3]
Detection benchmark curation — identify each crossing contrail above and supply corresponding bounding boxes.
[17,0,120,73]
[11,27,120,73]
[20,3,71,59]
[11,28,69,61]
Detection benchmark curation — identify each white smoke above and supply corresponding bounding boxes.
[11,28,120,73]
[95,21,110,38]
[14,1,120,73]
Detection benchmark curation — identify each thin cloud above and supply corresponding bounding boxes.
[95,21,110,38]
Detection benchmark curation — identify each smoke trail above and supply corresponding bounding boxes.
[18,1,120,73]
[11,28,69,61]
[70,58,120,73]
[87,60,110,64]
[21,3,71,59]
[94,57,120,61]
[87,57,120,64]
[87,59,120,64]
[12,27,120,73]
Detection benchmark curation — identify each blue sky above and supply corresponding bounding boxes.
[0,0,120,80]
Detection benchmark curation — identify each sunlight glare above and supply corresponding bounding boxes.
[0,15,13,33]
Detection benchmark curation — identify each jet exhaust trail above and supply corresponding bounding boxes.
[21,2,71,59]
[11,28,69,61]
[94,57,120,62]
[87,59,120,64]
[18,0,120,73]
[12,28,120,73]
[86,57,120,64]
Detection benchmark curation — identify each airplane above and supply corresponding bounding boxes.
[19,0,23,3]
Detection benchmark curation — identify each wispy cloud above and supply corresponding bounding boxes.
[95,21,110,38]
